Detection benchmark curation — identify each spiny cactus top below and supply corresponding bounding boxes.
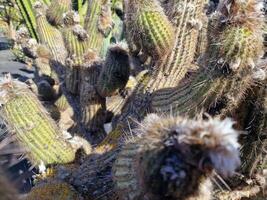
[113,114,240,200]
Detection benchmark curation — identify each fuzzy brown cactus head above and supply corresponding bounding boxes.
[63,11,80,27]
[113,114,240,200]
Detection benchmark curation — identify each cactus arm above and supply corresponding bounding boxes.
[0,77,76,165]
[97,44,130,97]
[15,0,38,40]
[34,2,67,65]
[84,0,112,57]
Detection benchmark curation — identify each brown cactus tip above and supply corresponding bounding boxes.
[114,114,241,199]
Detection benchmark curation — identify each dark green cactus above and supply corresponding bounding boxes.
[97,44,130,97]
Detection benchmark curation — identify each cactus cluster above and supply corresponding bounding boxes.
[0,0,266,199]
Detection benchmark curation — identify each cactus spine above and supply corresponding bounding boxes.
[0,77,76,165]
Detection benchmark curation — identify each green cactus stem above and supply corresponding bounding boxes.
[84,0,112,57]
[62,11,89,94]
[34,1,67,65]
[46,0,72,26]
[151,1,264,115]
[124,0,175,60]
[0,76,76,165]
[97,44,130,97]
[15,0,38,40]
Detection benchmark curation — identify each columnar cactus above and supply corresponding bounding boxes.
[62,11,89,94]
[0,75,76,165]
[2,0,267,198]
[46,0,72,26]
[97,43,130,97]
[34,1,67,65]
[124,0,175,59]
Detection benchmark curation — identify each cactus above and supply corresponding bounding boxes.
[46,0,72,26]
[5,0,267,198]
[34,1,67,65]
[79,59,106,141]
[72,114,240,200]
[124,0,175,60]
[84,0,112,57]
[15,0,38,40]
[97,44,130,97]
[62,11,89,94]
[0,76,76,165]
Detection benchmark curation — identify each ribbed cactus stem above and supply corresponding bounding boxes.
[124,0,175,60]
[34,45,52,78]
[62,11,89,94]
[54,94,71,112]
[46,0,72,26]
[15,0,38,40]
[97,44,130,97]
[84,0,111,56]
[113,114,240,200]
[0,76,76,165]
[34,2,67,65]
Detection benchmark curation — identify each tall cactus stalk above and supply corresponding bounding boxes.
[84,0,113,57]
[0,76,76,165]
[34,1,67,66]
[97,0,208,150]
[15,0,38,40]
[62,11,89,94]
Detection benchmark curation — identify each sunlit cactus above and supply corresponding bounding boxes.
[0,75,76,165]
[124,0,175,60]
[0,0,266,199]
